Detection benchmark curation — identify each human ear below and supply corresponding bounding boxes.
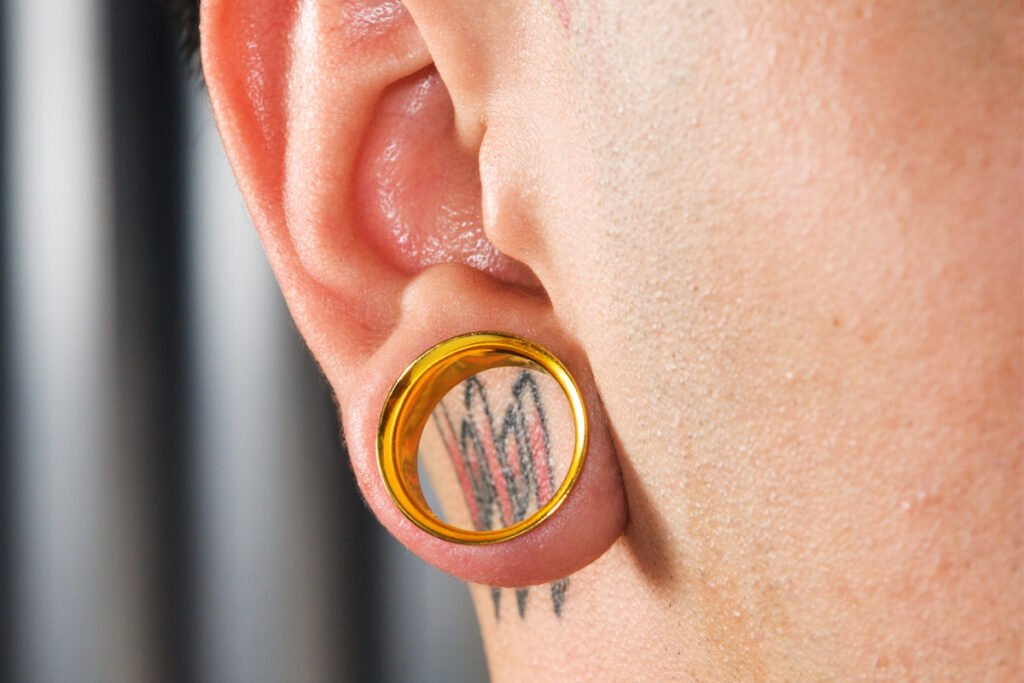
[199,0,627,587]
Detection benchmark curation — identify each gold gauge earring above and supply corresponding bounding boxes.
[376,332,589,545]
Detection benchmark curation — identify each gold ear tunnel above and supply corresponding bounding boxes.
[376,332,589,545]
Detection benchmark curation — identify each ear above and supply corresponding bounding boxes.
[200,0,626,586]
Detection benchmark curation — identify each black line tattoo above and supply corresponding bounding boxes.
[430,370,569,620]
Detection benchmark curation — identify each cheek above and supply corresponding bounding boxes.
[495,0,1022,664]
[535,0,1021,382]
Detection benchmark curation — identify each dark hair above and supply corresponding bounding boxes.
[166,0,201,66]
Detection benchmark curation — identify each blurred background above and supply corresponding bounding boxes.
[0,1,487,681]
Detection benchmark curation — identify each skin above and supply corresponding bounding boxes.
[200,0,1023,680]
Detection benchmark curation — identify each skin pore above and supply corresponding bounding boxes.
[199,1,1023,680]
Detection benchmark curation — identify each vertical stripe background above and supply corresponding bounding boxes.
[0,2,486,681]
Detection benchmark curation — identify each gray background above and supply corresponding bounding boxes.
[1,0,488,681]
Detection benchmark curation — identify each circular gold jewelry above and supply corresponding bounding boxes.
[377,332,588,545]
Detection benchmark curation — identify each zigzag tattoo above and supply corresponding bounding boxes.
[430,370,569,619]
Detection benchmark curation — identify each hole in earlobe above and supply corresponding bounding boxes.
[354,66,544,291]
[371,330,627,587]
[418,366,575,534]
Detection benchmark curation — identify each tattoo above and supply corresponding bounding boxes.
[430,370,570,620]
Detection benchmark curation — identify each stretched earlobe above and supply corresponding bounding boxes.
[340,265,627,586]
[200,0,627,586]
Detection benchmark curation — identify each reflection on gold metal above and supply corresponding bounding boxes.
[377,332,588,545]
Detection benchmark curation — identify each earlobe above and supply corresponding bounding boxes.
[343,267,628,586]
[200,0,627,586]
